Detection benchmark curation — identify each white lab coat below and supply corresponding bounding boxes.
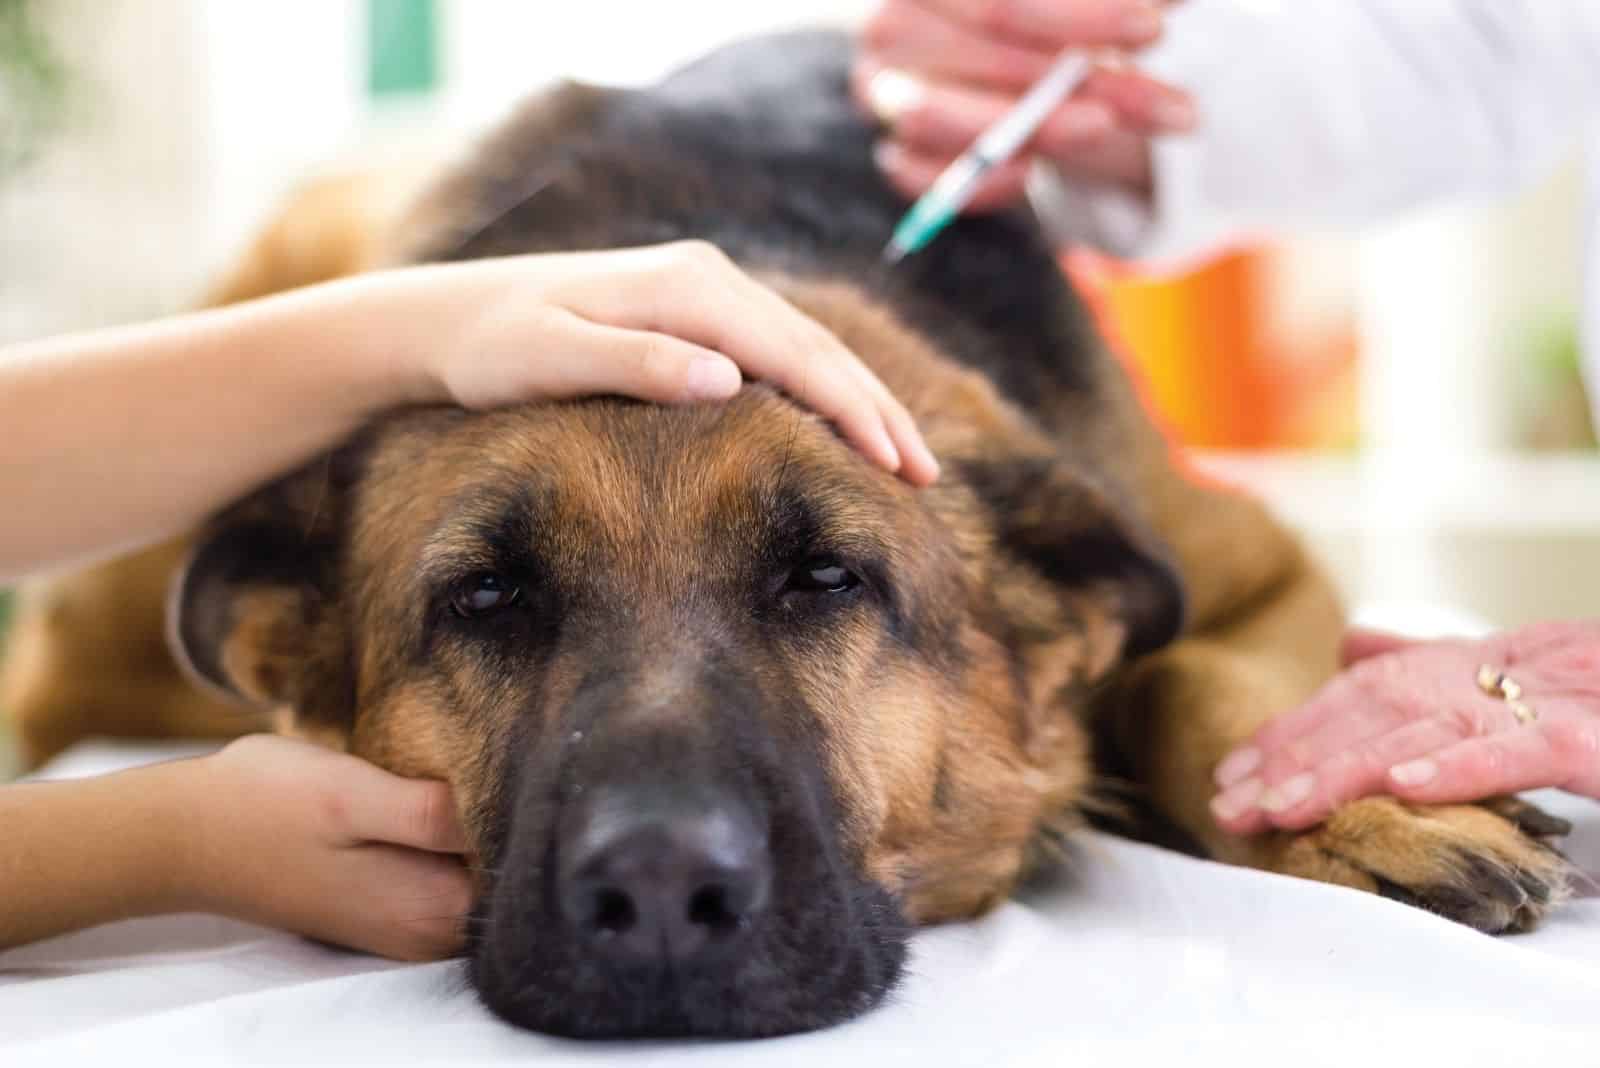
[1033,0,1600,404]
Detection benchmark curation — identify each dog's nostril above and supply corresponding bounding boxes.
[592,888,636,936]
[687,884,739,932]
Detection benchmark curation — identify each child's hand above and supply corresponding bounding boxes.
[362,242,939,485]
[183,735,472,961]
[1,240,937,581]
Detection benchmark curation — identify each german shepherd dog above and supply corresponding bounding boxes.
[1,32,1572,1039]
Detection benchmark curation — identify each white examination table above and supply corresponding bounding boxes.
[3,737,1598,1066]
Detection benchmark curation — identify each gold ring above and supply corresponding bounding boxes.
[1478,664,1535,725]
[1475,664,1523,701]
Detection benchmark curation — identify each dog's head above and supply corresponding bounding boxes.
[170,282,1182,1038]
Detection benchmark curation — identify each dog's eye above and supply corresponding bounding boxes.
[785,558,861,595]
[450,573,521,618]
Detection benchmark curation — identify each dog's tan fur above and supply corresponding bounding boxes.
[1,122,1569,940]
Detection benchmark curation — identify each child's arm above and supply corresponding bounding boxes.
[0,761,194,949]
[0,242,937,581]
[0,735,470,960]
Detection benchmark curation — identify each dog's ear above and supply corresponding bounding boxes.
[958,451,1186,672]
[168,456,359,734]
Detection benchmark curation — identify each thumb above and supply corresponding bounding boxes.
[1340,627,1418,668]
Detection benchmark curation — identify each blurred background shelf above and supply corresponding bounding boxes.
[1197,451,1600,534]
[1195,451,1600,629]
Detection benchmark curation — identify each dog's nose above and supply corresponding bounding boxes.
[559,789,771,966]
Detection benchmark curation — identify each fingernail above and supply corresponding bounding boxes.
[1215,747,1261,788]
[1121,2,1163,41]
[1153,96,1197,132]
[1389,759,1438,788]
[1259,773,1314,813]
[866,68,924,125]
[1210,778,1263,823]
[684,355,741,401]
[1055,101,1114,142]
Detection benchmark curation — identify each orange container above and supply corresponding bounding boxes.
[1067,247,1359,451]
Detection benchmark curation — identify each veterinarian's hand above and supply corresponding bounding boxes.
[855,0,1192,209]
[185,735,473,961]
[1210,621,1600,834]
[380,242,939,485]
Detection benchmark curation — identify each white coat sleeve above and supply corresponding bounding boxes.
[1030,0,1600,265]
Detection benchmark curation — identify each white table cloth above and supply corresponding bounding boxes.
[4,738,1598,1065]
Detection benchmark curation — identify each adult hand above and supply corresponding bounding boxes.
[184,735,474,961]
[1210,621,1600,834]
[854,0,1193,209]
[381,241,939,485]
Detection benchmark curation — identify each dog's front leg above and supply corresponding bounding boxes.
[1095,530,1570,933]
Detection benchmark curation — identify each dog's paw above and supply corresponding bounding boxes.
[1266,795,1572,934]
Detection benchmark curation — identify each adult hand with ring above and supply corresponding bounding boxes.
[1210,620,1600,834]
